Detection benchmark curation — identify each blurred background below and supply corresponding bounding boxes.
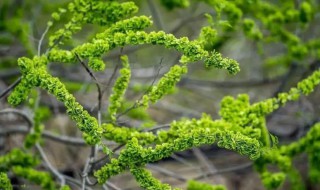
[1,0,320,189]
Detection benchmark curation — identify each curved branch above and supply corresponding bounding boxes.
[0,77,22,100]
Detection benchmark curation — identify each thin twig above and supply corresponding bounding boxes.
[192,147,217,174]
[36,143,66,187]
[0,125,88,146]
[103,48,124,98]
[104,182,122,190]
[74,52,102,189]
[192,147,225,184]
[45,20,77,54]
[0,77,22,100]
[146,164,188,181]
[104,13,204,60]
[116,58,164,120]
[82,158,90,190]
[74,53,102,90]
[92,144,124,167]
[193,162,253,180]
[32,84,67,186]
[144,123,170,133]
[170,154,194,167]
[63,174,93,190]
[38,24,51,56]
[0,22,70,101]
[0,108,33,127]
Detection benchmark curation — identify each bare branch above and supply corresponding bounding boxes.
[103,182,122,190]
[194,162,253,180]
[63,174,93,190]
[0,77,22,100]
[0,125,88,146]
[147,164,188,182]
[192,147,225,184]
[116,58,164,120]
[38,24,51,56]
[0,108,33,127]
[36,143,66,187]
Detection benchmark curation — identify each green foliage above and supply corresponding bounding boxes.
[254,123,320,190]
[198,26,218,51]
[187,180,226,190]
[242,18,262,40]
[143,65,188,107]
[108,55,131,121]
[0,172,13,190]
[131,166,174,190]
[0,149,39,171]
[60,185,71,190]
[102,123,156,145]
[8,56,103,145]
[0,149,60,189]
[48,1,139,47]
[0,7,35,56]
[95,117,261,184]
[160,0,190,10]
[12,166,56,190]
[260,172,286,190]
[1,0,320,189]
[24,93,51,148]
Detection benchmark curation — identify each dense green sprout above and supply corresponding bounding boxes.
[108,55,131,121]
[95,122,261,184]
[0,149,39,171]
[144,65,188,106]
[102,123,156,145]
[131,166,174,190]
[12,166,56,190]
[0,172,12,190]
